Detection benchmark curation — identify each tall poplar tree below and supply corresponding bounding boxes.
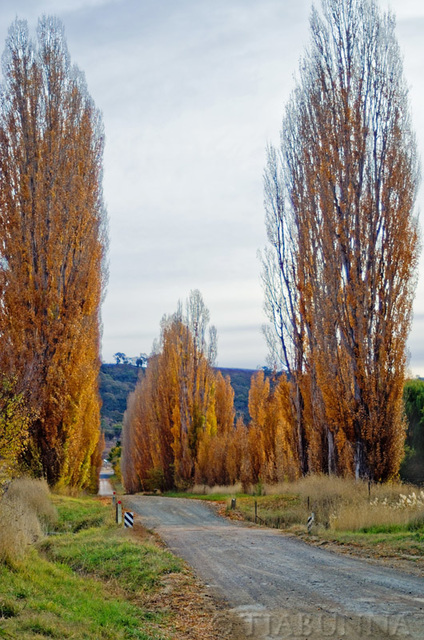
[121,291,226,492]
[0,17,107,488]
[262,0,419,480]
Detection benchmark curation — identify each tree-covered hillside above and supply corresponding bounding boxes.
[216,368,257,419]
[99,364,140,439]
[401,379,424,485]
[99,363,257,440]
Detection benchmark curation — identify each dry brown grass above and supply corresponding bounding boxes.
[0,478,57,565]
[262,475,424,532]
[189,476,424,533]
[191,483,242,496]
[331,501,422,531]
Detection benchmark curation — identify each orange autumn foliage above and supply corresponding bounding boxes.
[0,17,107,489]
[122,292,303,492]
[246,371,300,484]
[122,318,304,491]
[262,0,419,481]
[122,292,229,492]
[195,371,236,486]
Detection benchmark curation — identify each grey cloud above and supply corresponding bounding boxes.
[0,1,423,371]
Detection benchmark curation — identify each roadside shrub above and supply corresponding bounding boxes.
[330,488,424,532]
[0,478,57,565]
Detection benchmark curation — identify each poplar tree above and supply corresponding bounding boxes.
[0,17,107,488]
[122,291,231,492]
[262,0,419,480]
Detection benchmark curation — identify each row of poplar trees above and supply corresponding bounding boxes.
[0,17,106,489]
[122,291,299,492]
[122,0,419,490]
[121,291,234,491]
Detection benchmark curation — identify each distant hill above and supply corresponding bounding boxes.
[217,367,257,419]
[99,363,258,440]
[99,364,140,439]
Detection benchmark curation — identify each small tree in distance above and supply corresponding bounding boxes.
[113,353,128,365]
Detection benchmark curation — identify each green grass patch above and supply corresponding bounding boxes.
[52,495,110,532]
[229,495,304,528]
[360,523,409,534]
[41,528,181,594]
[0,493,183,639]
[43,495,182,593]
[326,529,424,557]
[358,522,424,536]
[0,549,165,639]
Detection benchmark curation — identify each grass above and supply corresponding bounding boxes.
[228,494,304,528]
[40,522,181,594]
[52,494,112,532]
[165,482,250,502]
[219,476,424,534]
[0,488,186,639]
[321,527,424,567]
[0,550,162,639]
[0,478,57,564]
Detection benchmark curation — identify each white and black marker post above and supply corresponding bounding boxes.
[124,511,134,528]
[116,500,122,525]
[307,512,315,534]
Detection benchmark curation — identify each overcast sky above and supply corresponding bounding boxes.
[0,0,423,373]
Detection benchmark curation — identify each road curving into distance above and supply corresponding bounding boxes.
[124,495,424,640]
[98,467,114,497]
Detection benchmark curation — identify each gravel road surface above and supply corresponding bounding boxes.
[98,468,114,496]
[125,495,424,640]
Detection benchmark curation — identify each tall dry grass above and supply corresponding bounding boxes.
[0,478,57,565]
[191,483,243,495]
[198,475,424,532]
[262,475,424,532]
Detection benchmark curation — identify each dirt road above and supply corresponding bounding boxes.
[124,495,424,640]
[98,468,114,497]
